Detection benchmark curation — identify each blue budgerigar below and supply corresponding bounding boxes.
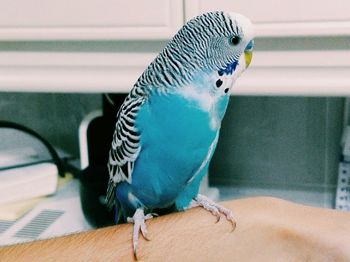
[106,11,254,256]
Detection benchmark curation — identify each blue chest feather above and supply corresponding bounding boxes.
[130,91,219,208]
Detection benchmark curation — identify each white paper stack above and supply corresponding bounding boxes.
[0,162,58,205]
[0,147,58,206]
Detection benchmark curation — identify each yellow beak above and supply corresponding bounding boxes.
[244,51,252,68]
[244,40,254,68]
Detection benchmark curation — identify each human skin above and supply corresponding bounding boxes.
[1,197,349,261]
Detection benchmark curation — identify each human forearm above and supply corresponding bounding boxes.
[1,197,350,261]
[0,224,126,261]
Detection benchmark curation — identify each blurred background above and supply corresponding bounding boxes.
[1,0,350,245]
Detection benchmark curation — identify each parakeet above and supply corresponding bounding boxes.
[106,11,254,257]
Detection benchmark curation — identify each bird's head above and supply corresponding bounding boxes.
[169,11,254,86]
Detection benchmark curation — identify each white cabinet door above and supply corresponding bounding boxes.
[185,0,350,37]
[0,0,183,40]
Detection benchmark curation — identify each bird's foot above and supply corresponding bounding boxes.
[189,194,236,231]
[127,208,155,259]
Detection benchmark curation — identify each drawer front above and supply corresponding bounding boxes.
[0,0,183,40]
[185,0,350,37]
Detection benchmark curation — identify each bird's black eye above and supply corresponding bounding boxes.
[230,36,241,46]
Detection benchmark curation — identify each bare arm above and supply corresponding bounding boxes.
[1,197,350,261]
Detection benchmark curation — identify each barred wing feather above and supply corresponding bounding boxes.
[106,95,144,209]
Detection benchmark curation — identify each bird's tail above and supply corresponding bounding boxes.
[106,179,125,223]
[106,179,116,210]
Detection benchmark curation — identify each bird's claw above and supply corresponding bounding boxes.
[218,205,236,231]
[127,208,155,259]
[224,209,237,231]
[207,205,221,223]
[193,194,236,231]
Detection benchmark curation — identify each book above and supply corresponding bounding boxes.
[0,162,58,205]
[0,173,72,220]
